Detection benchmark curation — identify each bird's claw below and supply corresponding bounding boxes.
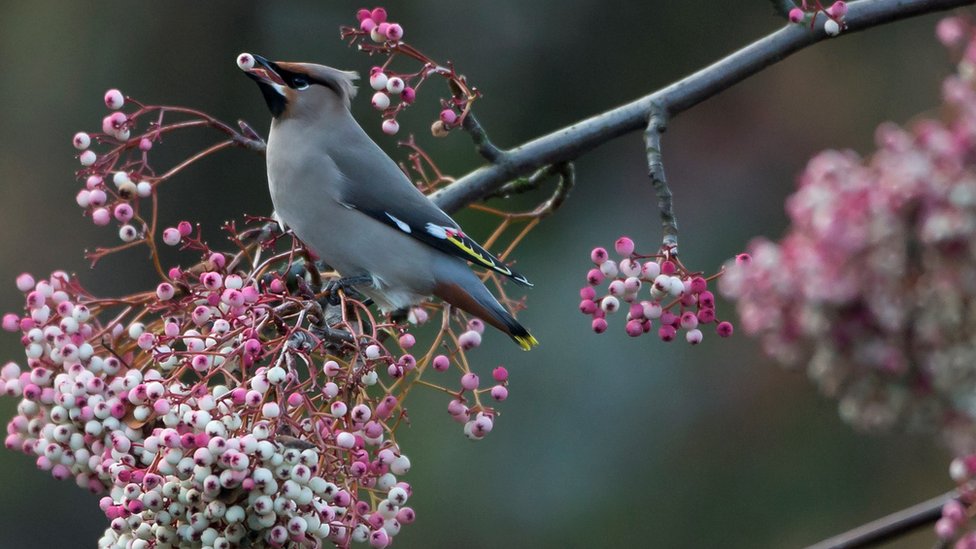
[323,275,373,306]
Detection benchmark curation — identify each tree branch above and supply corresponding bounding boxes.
[429,0,975,214]
[460,112,503,163]
[804,490,957,549]
[644,104,677,253]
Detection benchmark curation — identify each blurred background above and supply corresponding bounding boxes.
[0,1,963,547]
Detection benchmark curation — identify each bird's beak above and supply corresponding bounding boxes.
[240,53,287,88]
[239,53,289,117]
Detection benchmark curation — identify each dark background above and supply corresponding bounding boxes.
[0,2,959,547]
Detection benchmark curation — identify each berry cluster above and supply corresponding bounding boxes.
[721,17,976,443]
[73,89,153,240]
[3,86,523,547]
[580,237,734,344]
[787,1,848,37]
[341,7,479,137]
[935,455,976,544]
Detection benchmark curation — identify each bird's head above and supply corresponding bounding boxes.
[237,53,358,119]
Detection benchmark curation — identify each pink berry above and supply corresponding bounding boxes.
[579,299,597,315]
[401,87,416,104]
[372,91,391,110]
[590,247,608,265]
[716,321,734,337]
[827,1,847,17]
[398,333,415,349]
[88,189,106,205]
[104,89,124,110]
[2,314,19,332]
[156,283,175,301]
[139,138,153,151]
[386,76,405,94]
[460,373,479,391]
[661,260,676,275]
[439,109,458,126]
[381,118,399,135]
[356,8,372,21]
[614,236,635,256]
[586,269,605,286]
[492,366,508,382]
[386,23,404,41]
[369,70,388,90]
[935,517,956,540]
[91,208,111,226]
[625,319,643,337]
[432,354,450,371]
[396,507,416,524]
[467,318,485,334]
[735,253,752,265]
[658,325,676,342]
[458,330,481,350]
[113,203,133,222]
[944,500,966,523]
[937,17,966,47]
[370,528,390,548]
[592,318,608,334]
[697,308,716,324]
[659,311,677,326]
[788,8,804,23]
[491,385,508,401]
[361,18,377,32]
[15,274,35,292]
[72,132,91,150]
[580,286,596,300]
[370,8,387,24]
[177,221,193,236]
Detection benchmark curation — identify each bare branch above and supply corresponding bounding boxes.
[487,164,562,200]
[461,112,504,163]
[804,490,957,549]
[429,0,975,214]
[644,104,677,253]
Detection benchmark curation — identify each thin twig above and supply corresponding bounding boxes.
[644,104,677,253]
[804,490,957,549]
[428,0,975,214]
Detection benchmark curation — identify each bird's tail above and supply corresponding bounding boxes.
[433,273,538,351]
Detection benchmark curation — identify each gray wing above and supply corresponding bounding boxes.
[329,139,531,287]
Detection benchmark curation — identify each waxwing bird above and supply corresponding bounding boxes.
[239,53,538,350]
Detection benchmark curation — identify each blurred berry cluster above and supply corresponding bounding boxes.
[721,17,976,448]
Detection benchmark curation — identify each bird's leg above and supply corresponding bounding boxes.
[323,274,374,306]
[305,298,356,350]
[389,308,409,324]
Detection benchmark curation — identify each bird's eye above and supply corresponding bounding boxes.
[292,77,310,90]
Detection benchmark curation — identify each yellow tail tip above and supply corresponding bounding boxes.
[515,334,539,351]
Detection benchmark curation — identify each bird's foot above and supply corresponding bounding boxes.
[307,324,356,348]
[389,308,409,324]
[323,274,374,306]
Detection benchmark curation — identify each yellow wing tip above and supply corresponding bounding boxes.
[515,334,539,351]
